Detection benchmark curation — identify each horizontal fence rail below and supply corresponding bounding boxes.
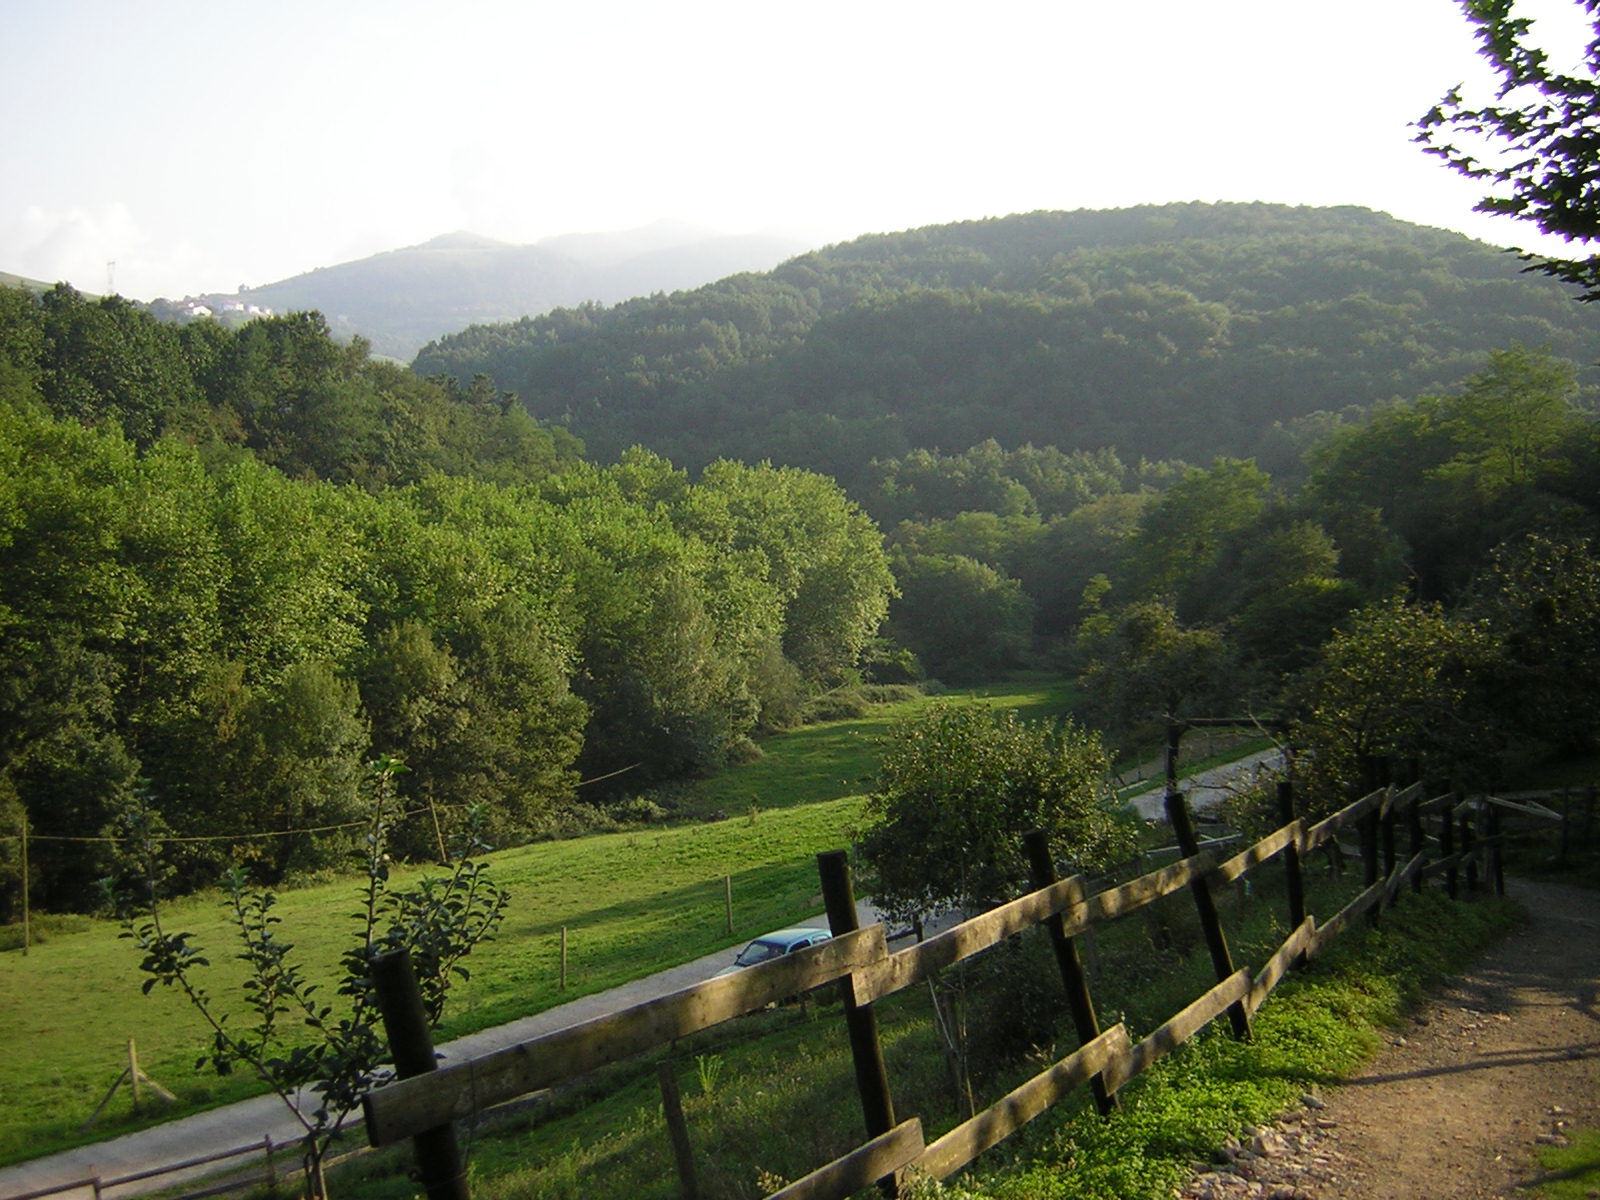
[7,1136,315,1200]
[361,780,1565,1200]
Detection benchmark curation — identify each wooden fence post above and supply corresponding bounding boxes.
[1461,803,1478,893]
[1380,788,1397,880]
[1360,801,1381,926]
[19,817,28,957]
[371,949,470,1200]
[1163,790,1250,1041]
[817,849,898,1192]
[560,926,568,991]
[1277,782,1307,958]
[1023,829,1116,1115]
[1407,788,1425,895]
[657,1061,700,1200]
[724,875,734,935]
[1489,805,1506,896]
[1442,794,1458,899]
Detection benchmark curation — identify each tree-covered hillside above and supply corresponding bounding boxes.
[415,203,1600,482]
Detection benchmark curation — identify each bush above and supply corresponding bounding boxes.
[801,690,871,722]
[860,705,1136,924]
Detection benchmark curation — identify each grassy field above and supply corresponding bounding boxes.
[669,674,1080,820]
[0,675,1079,1166]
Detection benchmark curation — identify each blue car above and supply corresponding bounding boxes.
[716,927,832,976]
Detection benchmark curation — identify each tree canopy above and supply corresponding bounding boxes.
[859,706,1133,924]
[1418,0,1600,297]
[0,288,896,912]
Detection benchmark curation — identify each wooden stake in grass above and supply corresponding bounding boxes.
[1164,789,1251,1042]
[371,949,468,1200]
[129,1038,141,1113]
[657,1061,700,1200]
[1024,829,1116,1115]
[561,926,569,991]
[80,1038,176,1129]
[724,875,733,935]
[19,816,28,958]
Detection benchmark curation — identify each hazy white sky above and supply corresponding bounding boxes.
[1,0,1591,301]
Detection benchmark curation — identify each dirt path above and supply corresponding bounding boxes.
[1183,877,1600,1200]
[1125,747,1287,820]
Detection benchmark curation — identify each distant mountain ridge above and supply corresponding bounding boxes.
[184,222,812,361]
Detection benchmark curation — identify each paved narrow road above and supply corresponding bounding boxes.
[1125,746,1288,820]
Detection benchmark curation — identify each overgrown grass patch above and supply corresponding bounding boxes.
[666,675,1080,821]
[1529,1129,1600,1198]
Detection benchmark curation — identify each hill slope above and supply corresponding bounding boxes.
[188,223,809,360]
[413,203,1600,477]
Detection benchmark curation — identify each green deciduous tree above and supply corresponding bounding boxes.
[1291,595,1502,811]
[885,553,1035,683]
[1125,458,1274,615]
[1468,532,1600,752]
[1437,343,1583,494]
[860,706,1132,924]
[1076,599,1233,742]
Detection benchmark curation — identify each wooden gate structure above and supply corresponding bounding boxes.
[360,772,1571,1200]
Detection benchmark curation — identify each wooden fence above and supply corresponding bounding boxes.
[362,781,1570,1200]
[10,1137,293,1200]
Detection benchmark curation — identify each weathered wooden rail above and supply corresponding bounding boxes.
[362,782,1558,1200]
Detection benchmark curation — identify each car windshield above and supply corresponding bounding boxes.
[733,938,789,967]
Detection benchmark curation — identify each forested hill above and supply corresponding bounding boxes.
[413,203,1600,483]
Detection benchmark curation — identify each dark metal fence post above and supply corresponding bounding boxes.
[1359,802,1381,925]
[1380,788,1398,880]
[371,949,470,1200]
[1164,790,1250,1041]
[817,849,898,1192]
[1165,719,1183,798]
[1489,805,1506,896]
[1023,830,1116,1115]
